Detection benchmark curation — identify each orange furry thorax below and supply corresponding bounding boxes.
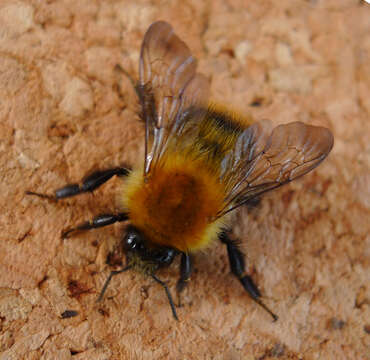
[121,154,226,252]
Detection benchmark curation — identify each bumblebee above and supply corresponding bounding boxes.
[28,21,333,321]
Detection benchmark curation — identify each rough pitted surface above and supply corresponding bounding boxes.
[0,1,369,359]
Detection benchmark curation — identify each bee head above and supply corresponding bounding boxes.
[123,225,177,268]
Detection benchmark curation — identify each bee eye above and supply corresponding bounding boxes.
[126,234,136,248]
[124,227,144,251]
[152,248,176,265]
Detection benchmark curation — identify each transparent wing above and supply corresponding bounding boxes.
[218,121,334,217]
[137,21,210,175]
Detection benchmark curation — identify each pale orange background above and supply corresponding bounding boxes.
[0,1,369,359]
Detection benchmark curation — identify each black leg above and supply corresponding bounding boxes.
[151,274,178,321]
[62,213,129,238]
[176,253,192,294]
[219,231,278,321]
[26,167,129,200]
[97,265,132,302]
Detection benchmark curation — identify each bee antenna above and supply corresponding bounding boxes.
[97,265,132,302]
[151,274,179,321]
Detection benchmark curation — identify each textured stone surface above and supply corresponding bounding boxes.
[0,1,369,359]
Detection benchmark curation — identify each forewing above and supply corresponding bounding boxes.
[138,21,209,174]
[219,121,334,216]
